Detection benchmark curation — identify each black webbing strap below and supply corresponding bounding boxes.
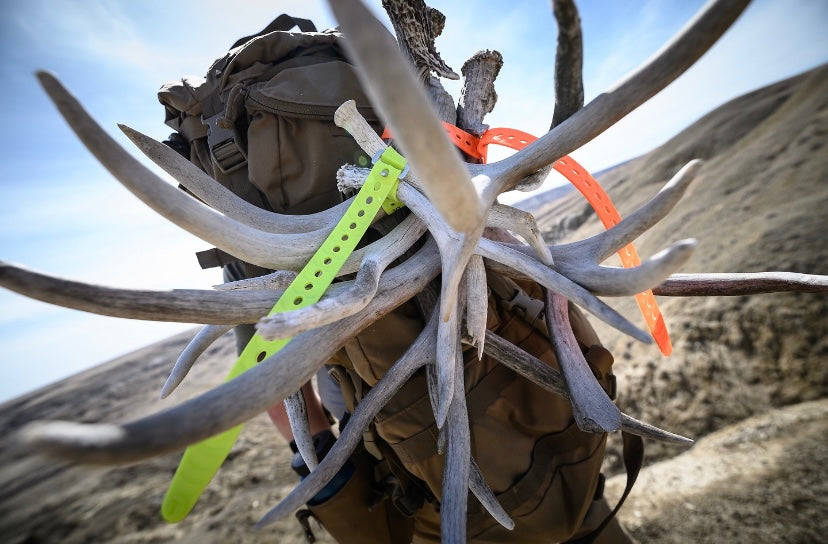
[567,432,644,544]
[231,14,318,48]
[195,247,239,269]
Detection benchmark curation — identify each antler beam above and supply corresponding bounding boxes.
[18,242,441,463]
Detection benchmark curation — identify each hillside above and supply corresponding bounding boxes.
[540,64,828,465]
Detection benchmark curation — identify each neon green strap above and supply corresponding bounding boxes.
[161,148,406,523]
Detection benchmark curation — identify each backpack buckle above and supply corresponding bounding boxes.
[202,112,247,174]
[502,287,547,332]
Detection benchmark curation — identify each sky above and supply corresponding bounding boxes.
[0,0,826,404]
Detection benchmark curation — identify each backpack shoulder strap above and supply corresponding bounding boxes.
[565,433,644,544]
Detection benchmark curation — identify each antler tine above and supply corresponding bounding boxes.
[469,457,515,531]
[618,414,695,445]
[435,277,464,427]
[557,239,698,297]
[489,0,585,193]
[480,331,693,445]
[545,292,621,433]
[484,159,700,295]
[464,255,489,359]
[476,239,652,343]
[442,336,472,544]
[122,125,350,234]
[213,270,296,291]
[18,332,319,463]
[256,214,427,340]
[17,242,442,464]
[457,50,503,137]
[328,0,484,234]
[37,72,326,271]
[488,204,555,265]
[161,324,233,398]
[653,272,828,296]
[0,259,281,323]
[257,261,380,339]
[285,390,318,471]
[550,0,585,129]
[472,0,751,198]
[555,160,703,263]
[258,305,440,527]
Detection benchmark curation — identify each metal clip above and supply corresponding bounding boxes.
[295,509,317,543]
[202,112,247,174]
[371,147,410,178]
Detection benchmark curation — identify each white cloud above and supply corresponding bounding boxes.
[13,2,164,81]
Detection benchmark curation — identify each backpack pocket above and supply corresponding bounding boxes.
[467,423,606,543]
[243,61,379,214]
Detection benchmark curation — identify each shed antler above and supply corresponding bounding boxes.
[4,0,827,542]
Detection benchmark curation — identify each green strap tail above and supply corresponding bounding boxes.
[162,148,407,522]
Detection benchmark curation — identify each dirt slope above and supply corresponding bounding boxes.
[540,64,828,465]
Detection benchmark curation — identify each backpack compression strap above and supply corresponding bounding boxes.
[161,147,407,523]
[382,124,673,356]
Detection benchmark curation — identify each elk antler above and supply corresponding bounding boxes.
[18,241,441,463]
[329,0,483,234]
[121,125,352,234]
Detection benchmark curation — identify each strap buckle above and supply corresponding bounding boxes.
[371,147,407,214]
[502,287,547,333]
[202,112,247,174]
[371,147,410,178]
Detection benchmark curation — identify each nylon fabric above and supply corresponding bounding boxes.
[158,25,380,218]
[335,274,618,542]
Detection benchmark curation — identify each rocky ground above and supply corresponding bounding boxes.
[1,66,826,543]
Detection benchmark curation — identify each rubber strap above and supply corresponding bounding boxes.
[552,156,672,355]
[161,147,406,523]
[383,123,481,159]
[400,122,671,355]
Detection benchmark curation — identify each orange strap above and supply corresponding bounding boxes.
[382,124,482,160]
[382,124,672,355]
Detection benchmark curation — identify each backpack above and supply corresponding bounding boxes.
[158,14,380,273]
[158,15,638,543]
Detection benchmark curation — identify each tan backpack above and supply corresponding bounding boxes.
[158,15,639,543]
[157,15,380,272]
[323,274,635,543]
